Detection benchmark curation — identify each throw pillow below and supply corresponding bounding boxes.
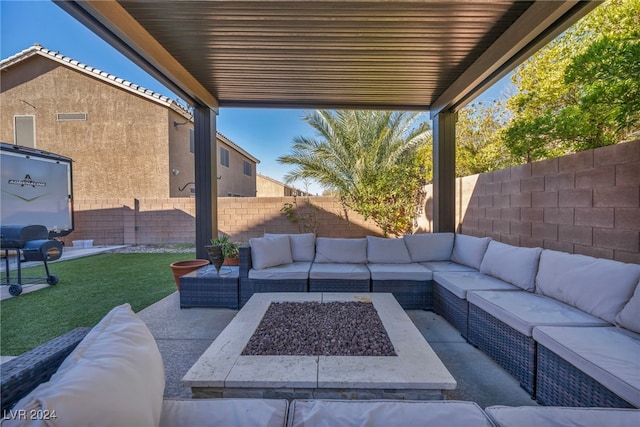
[264,233,315,262]
[250,235,293,269]
[6,304,164,427]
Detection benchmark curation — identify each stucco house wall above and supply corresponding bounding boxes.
[0,45,259,202]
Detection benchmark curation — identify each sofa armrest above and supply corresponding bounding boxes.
[239,245,252,278]
[1,327,91,413]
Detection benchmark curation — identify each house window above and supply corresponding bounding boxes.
[243,160,252,177]
[14,115,35,147]
[189,129,194,154]
[220,147,230,167]
[57,112,87,121]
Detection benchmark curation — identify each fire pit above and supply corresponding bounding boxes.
[183,293,456,400]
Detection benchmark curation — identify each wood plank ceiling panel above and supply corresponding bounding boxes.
[119,1,533,109]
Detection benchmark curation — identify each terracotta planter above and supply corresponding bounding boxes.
[223,255,240,266]
[170,259,209,290]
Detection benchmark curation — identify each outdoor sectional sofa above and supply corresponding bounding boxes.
[239,232,640,408]
[2,303,639,427]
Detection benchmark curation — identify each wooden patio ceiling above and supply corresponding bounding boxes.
[56,1,599,115]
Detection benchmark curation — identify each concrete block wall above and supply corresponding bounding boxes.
[454,140,639,263]
[61,140,638,263]
[60,196,382,247]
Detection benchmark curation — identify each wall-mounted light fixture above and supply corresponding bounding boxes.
[179,181,195,192]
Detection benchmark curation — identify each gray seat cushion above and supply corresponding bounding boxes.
[467,290,608,336]
[434,271,518,299]
[533,326,640,408]
[161,398,288,427]
[309,263,370,280]
[249,262,311,280]
[485,405,640,427]
[367,263,432,281]
[287,399,495,427]
[421,261,476,273]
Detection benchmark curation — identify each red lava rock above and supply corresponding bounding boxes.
[241,301,396,356]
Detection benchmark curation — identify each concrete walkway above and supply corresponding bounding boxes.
[137,293,538,409]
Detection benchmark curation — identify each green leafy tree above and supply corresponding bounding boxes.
[504,0,640,162]
[278,110,431,236]
[456,99,513,176]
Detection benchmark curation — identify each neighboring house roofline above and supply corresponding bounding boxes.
[0,43,191,120]
[1,44,261,164]
[217,131,260,164]
[257,173,290,187]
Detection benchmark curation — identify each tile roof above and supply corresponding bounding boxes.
[0,43,191,118]
[1,44,260,162]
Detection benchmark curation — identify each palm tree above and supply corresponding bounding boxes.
[278,110,431,236]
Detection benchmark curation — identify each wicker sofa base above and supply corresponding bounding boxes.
[309,279,370,293]
[536,344,635,408]
[371,280,432,310]
[468,303,536,396]
[239,279,308,307]
[1,327,91,412]
[433,282,468,338]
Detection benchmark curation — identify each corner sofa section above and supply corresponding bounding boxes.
[239,231,640,408]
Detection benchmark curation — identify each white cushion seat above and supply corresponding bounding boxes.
[421,261,477,273]
[485,405,640,427]
[287,399,495,427]
[309,263,370,280]
[434,271,518,299]
[249,262,311,280]
[533,326,640,408]
[467,290,608,337]
[160,399,289,427]
[367,263,432,281]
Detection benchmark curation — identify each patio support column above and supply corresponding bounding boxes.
[432,111,456,233]
[194,106,218,260]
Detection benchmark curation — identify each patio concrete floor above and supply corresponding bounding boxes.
[137,292,539,409]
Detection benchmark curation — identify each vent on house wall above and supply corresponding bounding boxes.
[57,113,87,121]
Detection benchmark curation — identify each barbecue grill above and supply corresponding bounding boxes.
[1,225,63,296]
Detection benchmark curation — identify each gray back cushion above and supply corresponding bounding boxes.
[314,238,367,264]
[403,233,454,262]
[536,250,640,323]
[480,241,542,291]
[451,234,491,270]
[616,280,640,333]
[366,236,411,264]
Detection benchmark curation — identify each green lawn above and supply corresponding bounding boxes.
[0,252,195,355]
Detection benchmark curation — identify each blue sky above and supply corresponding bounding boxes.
[1,0,511,195]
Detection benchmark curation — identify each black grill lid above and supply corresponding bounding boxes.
[0,225,49,249]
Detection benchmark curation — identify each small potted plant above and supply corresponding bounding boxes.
[208,234,240,266]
